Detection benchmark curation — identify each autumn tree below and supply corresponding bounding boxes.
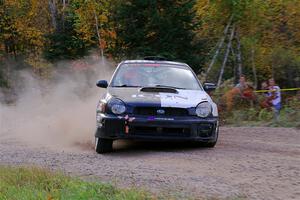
[44,1,90,61]
[71,0,116,60]
[0,0,52,82]
[1,0,300,90]
[196,0,300,88]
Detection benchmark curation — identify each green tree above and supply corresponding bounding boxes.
[195,0,300,88]
[111,0,203,69]
[44,1,91,61]
[71,0,116,59]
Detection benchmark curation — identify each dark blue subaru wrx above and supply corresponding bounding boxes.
[95,58,219,153]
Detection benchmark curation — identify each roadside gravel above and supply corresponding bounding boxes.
[0,127,299,200]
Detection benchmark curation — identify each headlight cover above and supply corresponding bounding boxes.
[108,98,126,115]
[195,102,212,118]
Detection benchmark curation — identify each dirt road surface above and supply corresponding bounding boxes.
[0,127,299,199]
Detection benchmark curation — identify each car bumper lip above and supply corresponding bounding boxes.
[95,113,219,141]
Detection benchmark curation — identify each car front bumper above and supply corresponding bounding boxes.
[95,113,219,142]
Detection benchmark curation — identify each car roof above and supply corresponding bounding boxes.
[120,60,190,69]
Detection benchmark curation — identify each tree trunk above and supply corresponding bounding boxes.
[236,30,243,77]
[217,25,235,87]
[251,47,258,89]
[201,15,233,77]
[230,45,238,83]
[62,0,66,30]
[48,0,57,30]
[94,10,105,66]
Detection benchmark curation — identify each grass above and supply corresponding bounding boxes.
[0,166,247,200]
[0,166,154,200]
[221,96,300,128]
[212,80,300,128]
[224,105,300,128]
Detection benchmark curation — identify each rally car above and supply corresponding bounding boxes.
[95,58,219,153]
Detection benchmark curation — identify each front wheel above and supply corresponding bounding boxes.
[201,141,217,148]
[200,124,219,148]
[95,137,113,153]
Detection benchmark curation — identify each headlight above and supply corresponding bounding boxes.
[196,102,211,118]
[108,98,126,115]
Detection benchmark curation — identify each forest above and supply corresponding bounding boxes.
[1,0,300,90]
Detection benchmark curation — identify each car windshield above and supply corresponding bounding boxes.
[110,63,202,90]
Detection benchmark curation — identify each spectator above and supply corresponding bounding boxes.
[261,81,269,93]
[260,81,272,109]
[235,75,247,98]
[268,78,281,121]
[224,75,256,111]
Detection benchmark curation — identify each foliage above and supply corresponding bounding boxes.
[221,94,300,127]
[43,6,91,61]
[210,79,300,127]
[196,0,300,88]
[0,0,52,81]
[0,67,9,87]
[111,0,203,68]
[0,166,155,200]
[0,0,300,92]
[71,0,116,56]
[0,0,50,57]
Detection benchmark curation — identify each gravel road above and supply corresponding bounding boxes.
[0,127,299,200]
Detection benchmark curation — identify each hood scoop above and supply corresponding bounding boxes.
[140,87,178,93]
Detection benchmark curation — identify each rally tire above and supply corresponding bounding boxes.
[200,125,219,148]
[201,141,217,148]
[95,137,113,153]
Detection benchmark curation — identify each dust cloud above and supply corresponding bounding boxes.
[0,55,115,151]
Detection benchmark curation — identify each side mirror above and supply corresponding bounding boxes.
[96,80,108,88]
[203,83,217,92]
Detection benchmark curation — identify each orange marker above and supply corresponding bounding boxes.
[125,125,129,134]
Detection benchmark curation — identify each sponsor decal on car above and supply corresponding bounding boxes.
[147,116,174,121]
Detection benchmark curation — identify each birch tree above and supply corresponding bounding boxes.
[203,15,233,77]
[217,25,235,87]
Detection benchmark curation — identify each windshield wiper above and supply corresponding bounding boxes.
[154,85,186,90]
[113,84,141,87]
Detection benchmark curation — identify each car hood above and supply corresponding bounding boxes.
[107,87,211,108]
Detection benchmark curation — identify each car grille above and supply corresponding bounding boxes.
[130,126,191,137]
[133,107,189,116]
